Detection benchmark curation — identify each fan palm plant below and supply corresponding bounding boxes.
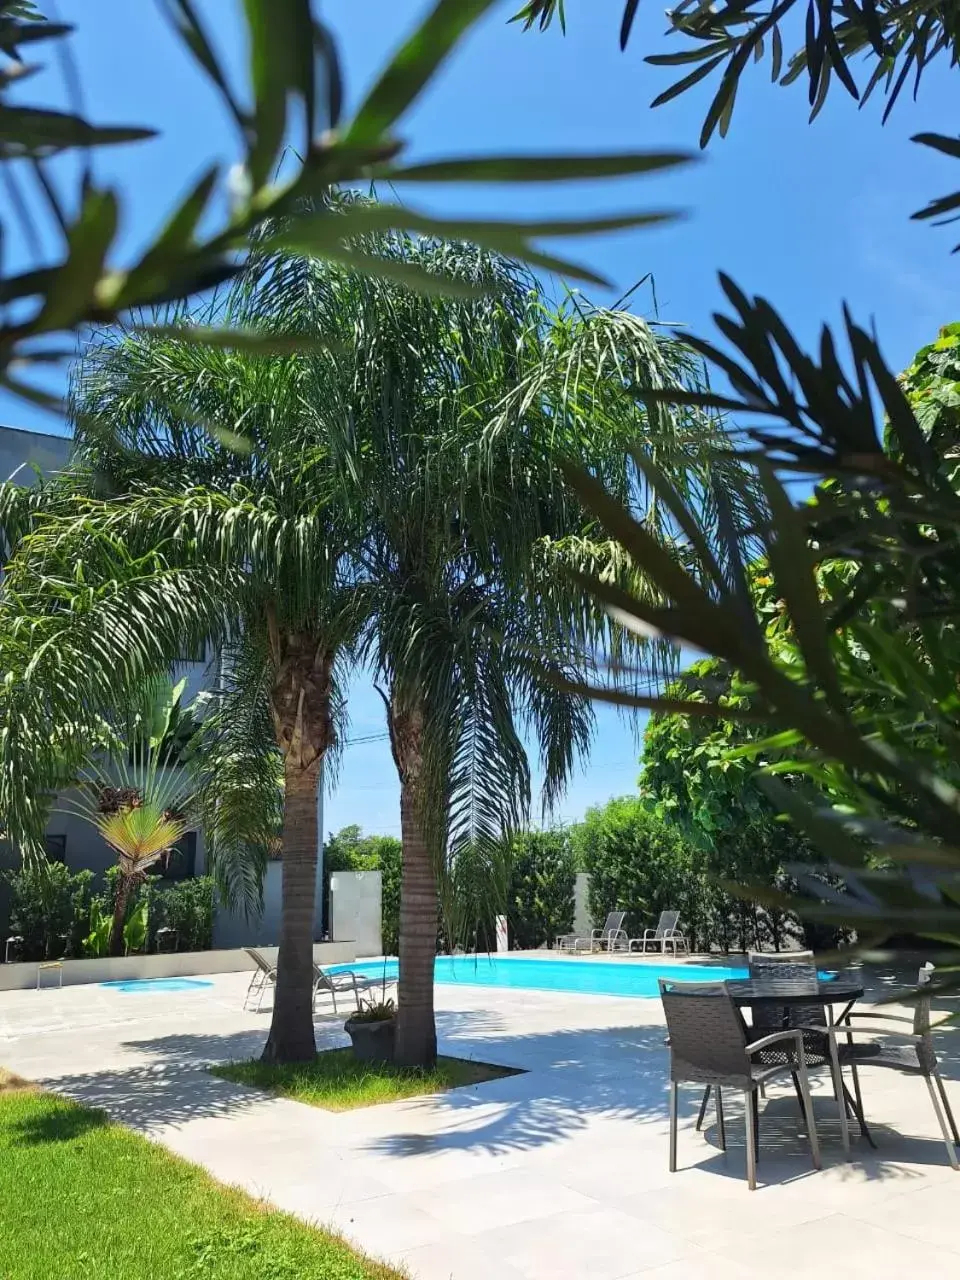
[66,678,196,956]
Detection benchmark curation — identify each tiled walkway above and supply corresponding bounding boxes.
[1,964,958,1279]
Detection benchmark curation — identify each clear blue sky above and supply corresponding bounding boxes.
[6,1,957,838]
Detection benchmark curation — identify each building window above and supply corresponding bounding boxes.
[160,832,197,881]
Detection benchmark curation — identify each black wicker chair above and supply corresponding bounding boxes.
[827,964,960,1169]
[747,951,827,1045]
[660,979,821,1190]
[695,950,829,1132]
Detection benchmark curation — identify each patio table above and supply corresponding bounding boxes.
[726,976,864,1025]
[726,976,874,1145]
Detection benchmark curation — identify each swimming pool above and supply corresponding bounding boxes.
[100,977,214,993]
[334,955,750,999]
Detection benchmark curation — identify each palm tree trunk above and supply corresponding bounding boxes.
[390,698,438,1068]
[109,872,136,957]
[261,754,321,1064]
[261,629,335,1066]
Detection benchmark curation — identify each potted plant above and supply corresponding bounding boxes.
[344,960,397,1063]
[344,993,397,1064]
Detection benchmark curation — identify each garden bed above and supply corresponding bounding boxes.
[212,1048,520,1111]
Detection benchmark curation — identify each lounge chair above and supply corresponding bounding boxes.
[660,978,821,1190]
[242,947,364,1014]
[630,911,689,955]
[827,963,959,1169]
[556,911,627,954]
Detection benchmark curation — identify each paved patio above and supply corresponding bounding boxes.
[1,963,958,1279]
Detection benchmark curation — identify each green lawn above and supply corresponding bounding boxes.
[0,1077,404,1280]
[211,1048,517,1111]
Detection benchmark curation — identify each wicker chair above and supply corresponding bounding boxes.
[827,964,960,1169]
[694,951,828,1133]
[660,979,821,1190]
[747,950,831,1062]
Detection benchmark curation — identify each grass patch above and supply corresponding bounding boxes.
[212,1049,519,1111]
[0,1085,404,1279]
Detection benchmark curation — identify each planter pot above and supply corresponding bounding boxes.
[344,1016,396,1064]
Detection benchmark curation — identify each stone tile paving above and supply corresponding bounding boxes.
[0,963,957,1279]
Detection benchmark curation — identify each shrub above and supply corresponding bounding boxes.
[143,877,215,953]
[507,829,575,949]
[379,841,401,956]
[5,863,95,960]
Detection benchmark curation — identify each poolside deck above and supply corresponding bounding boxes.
[1,962,957,1278]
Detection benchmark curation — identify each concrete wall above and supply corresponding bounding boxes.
[0,940,357,991]
[213,861,328,950]
[330,870,382,958]
[0,424,71,484]
[573,873,593,938]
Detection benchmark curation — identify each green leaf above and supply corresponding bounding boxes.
[620,0,640,49]
[138,325,334,356]
[550,674,771,722]
[0,106,154,157]
[561,463,736,637]
[271,203,677,288]
[242,0,315,188]
[284,202,677,242]
[384,151,693,183]
[345,0,500,145]
[162,0,246,133]
[758,776,870,869]
[0,17,71,52]
[650,55,727,109]
[913,132,960,161]
[757,466,845,710]
[117,167,220,304]
[0,265,55,304]
[630,451,725,589]
[282,243,488,297]
[36,188,119,331]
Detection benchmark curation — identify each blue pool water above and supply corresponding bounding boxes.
[100,977,214,993]
[332,956,751,999]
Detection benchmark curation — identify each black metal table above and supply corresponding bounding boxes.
[727,976,874,1145]
[727,977,864,1023]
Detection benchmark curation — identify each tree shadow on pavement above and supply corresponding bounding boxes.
[29,996,960,1192]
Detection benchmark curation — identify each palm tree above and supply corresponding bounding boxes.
[278,240,734,1066]
[0,304,362,1063]
[68,679,197,956]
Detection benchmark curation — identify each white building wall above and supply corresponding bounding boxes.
[329,870,382,958]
